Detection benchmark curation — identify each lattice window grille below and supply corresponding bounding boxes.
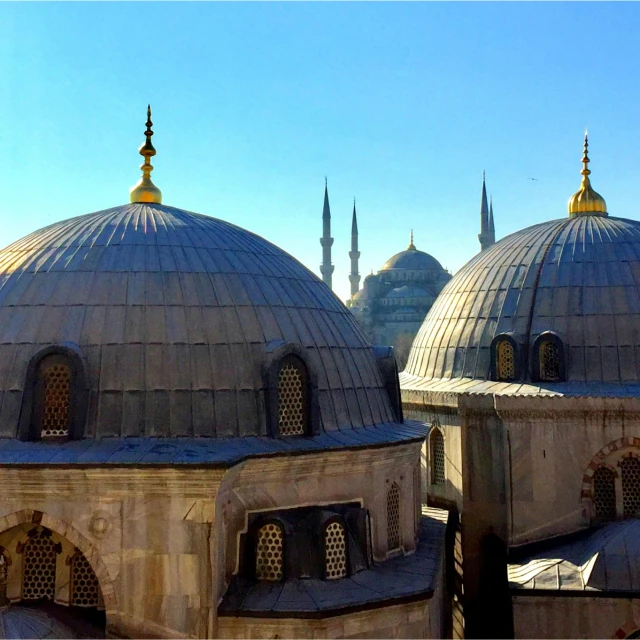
[324,522,347,580]
[431,429,445,485]
[42,363,71,437]
[278,363,305,436]
[496,340,515,381]
[540,341,561,381]
[387,483,401,551]
[71,552,100,607]
[621,457,640,518]
[593,466,616,520]
[255,524,283,582]
[22,529,58,600]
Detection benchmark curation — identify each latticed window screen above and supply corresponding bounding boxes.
[255,523,284,581]
[71,552,100,607]
[431,429,445,485]
[496,340,515,381]
[278,362,306,436]
[593,466,616,520]
[539,341,561,381]
[41,362,71,437]
[387,482,401,551]
[324,522,347,580]
[621,457,640,517]
[22,528,58,600]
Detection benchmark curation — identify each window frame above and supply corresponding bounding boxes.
[489,333,520,382]
[430,427,446,486]
[18,344,89,442]
[531,331,566,383]
[253,519,286,583]
[386,481,401,552]
[322,516,349,580]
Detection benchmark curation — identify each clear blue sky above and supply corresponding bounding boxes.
[2,2,640,302]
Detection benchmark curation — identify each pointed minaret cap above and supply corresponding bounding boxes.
[407,229,416,250]
[568,131,606,217]
[130,105,162,204]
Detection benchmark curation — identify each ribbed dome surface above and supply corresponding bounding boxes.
[0,606,78,639]
[0,204,393,438]
[405,215,640,384]
[380,249,444,272]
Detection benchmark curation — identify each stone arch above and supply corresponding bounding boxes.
[581,437,640,500]
[0,509,117,616]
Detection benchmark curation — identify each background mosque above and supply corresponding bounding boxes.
[319,175,496,367]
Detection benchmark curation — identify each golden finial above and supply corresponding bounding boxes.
[130,105,162,204]
[567,131,606,217]
[407,229,416,250]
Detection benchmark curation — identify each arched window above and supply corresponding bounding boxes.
[70,551,100,607]
[36,355,72,438]
[387,482,401,551]
[277,356,309,436]
[496,340,516,382]
[324,522,347,580]
[593,466,616,520]
[539,340,561,382]
[430,428,445,485]
[22,528,60,601]
[621,457,640,518]
[255,523,284,581]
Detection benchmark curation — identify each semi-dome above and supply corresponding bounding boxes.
[404,213,640,385]
[0,203,395,438]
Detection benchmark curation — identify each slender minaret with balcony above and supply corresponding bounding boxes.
[478,172,495,251]
[320,178,334,289]
[349,198,361,297]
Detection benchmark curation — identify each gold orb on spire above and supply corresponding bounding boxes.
[408,229,416,250]
[130,105,162,204]
[567,132,606,217]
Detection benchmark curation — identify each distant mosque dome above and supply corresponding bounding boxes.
[380,246,445,273]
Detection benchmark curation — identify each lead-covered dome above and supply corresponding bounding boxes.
[404,214,640,385]
[0,204,395,438]
[380,247,444,272]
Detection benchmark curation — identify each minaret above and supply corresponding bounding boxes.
[319,178,334,289]
[478,171,494,251]
[349,198,360,297]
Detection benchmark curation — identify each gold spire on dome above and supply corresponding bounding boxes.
[408,229,416,250]
[567,132,606,217]
[130,105,162,204]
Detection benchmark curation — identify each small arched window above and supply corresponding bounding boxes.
[70,551,100,607]
[277,356,309,436]
[593,466,616,520]
[22,528,60,601]
[430,428,445,485]
[387,482,401,551]
[36,355,72,438]
[539,340,561,381]
[255,523,284,581]
[324,521,347,580]
[621,457,640,518]
[496,340,516,382]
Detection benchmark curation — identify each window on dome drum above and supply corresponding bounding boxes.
[430,428,445,485]
[539,340,561,382]
[70,551,100,607]
[36,355,72,438]
[621,457,640,518]
[593,466,616,520]
[324,522,347,580]
[387,482,401,551]
[496,340,516,381]
[22,528,59,601]
[277,356,308,436]
[255,523,284,581]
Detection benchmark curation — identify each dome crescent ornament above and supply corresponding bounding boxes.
[568,131,607,217]
[130,105,163,204]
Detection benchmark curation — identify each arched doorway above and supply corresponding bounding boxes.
[0,518,108,638]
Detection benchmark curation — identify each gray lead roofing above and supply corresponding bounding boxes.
[404,215,640,385]
[0,203,395,439]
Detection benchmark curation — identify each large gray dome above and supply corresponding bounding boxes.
[0,203,395,438]
[404,214,640,385]
[380,247,444,272]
